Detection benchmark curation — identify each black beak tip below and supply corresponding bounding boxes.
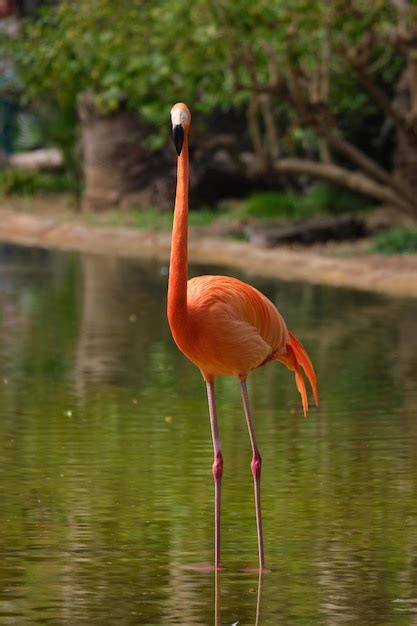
[172,124,184,156]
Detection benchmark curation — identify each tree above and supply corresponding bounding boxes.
[6,0,417,218]
[201,0,417,218]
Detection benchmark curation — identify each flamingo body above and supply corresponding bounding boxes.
[169,274,288,381]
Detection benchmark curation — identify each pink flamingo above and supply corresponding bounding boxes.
[168,103,318,571]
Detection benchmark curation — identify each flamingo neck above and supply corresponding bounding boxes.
[168,135,189,327]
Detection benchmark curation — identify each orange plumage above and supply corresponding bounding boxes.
[167,102,318,570]
[170,273,318,416]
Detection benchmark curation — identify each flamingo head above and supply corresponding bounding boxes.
[171,103,191,156]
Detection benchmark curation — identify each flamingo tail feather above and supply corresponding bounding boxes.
[276,332,319,416]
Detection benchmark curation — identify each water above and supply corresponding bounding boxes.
[0,244,417,625]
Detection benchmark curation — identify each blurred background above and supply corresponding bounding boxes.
[1,3,417,625]
[1,0,417,252]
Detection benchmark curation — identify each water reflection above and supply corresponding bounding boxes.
[160,567,264,625]
[213,570,263,626]
[0,244,417,624]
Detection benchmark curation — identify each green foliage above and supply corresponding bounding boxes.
[240,192,302,220]
[371,228,417,254]
[6,0,401,130]
[83,207,220,231]
[299,183,372,215]
[6,0,222,121]
[2,0,408,201]
[0,168,75,196]
[98,184,370,229]
[237,184,371,221]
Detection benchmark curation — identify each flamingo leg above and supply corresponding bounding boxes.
[206,380,223,569]
[240,379,266,571]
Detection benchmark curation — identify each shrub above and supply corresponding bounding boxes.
[298,183,371,215]
[240,192,300,220]
[371,228,417,254]
[0,168,74,195]
[236,184,370,222]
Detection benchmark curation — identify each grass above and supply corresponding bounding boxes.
[0,168,75,195]
[122,183,348,230]
[132,207,219,229]
[0,170,371,221]
[82,207,221,231]
[371,227,417,254]
[1,175,374,236]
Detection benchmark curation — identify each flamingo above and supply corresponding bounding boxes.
[168,102,319,571]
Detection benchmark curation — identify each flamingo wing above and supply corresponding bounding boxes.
[184,275,289,379]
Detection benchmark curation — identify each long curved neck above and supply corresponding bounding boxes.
[168,134,189,327]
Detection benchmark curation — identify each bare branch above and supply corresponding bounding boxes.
[390,0,408,39]
[408,58,417,121]
[350,61,417,143]
[318,139,332,163]
[326,130,417,207]
[319,29,331,103]
[268,158,415,216]
[259,94,280,160]
[247,98,268,171]
[326,132,392,185]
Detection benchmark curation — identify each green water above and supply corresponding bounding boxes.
[0,245,417,625]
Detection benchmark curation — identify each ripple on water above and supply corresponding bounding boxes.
[1,246,417,624]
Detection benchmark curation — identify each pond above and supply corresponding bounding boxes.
[0,244,417,625]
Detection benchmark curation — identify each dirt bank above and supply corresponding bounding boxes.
[0,207,416,298]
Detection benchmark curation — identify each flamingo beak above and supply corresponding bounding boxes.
[172,124,184,156]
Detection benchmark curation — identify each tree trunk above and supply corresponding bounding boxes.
[77,93,174,212]
[393,69,417,195]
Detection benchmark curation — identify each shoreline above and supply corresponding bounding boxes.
[0,207,416,298]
